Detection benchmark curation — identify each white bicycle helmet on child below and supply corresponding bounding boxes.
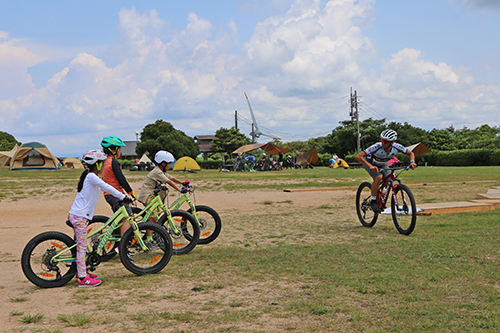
[81,149,107,165]
[154,151,175,164]
[380,129,398,141]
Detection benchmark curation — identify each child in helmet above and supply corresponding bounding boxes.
[100,136,137,236]
[69,149,132,287]
[138,151,187,242]
[355,129,416,212]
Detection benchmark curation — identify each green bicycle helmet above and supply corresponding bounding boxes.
[101,136,126,148]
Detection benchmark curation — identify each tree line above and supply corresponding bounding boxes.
[3,118,499,164]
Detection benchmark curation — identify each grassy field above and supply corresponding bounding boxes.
[3,166,500,332]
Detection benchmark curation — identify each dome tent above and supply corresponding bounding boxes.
[63,157,84,169]
[172,156,201,171]
[10,142,60,170]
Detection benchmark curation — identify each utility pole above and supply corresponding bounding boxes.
[350,87,360,152]
[235,110,238,130]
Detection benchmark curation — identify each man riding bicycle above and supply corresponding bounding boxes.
[355,129,417,212]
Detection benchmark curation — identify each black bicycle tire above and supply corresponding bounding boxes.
[159,209,200,255]
[187,205,221,245]
[87,215,118,262]
[21,231,77,288]
[391,184,417,235]
[119,222,173,275]
[356,182,379,227]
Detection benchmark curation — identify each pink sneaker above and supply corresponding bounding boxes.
[78,275,102,288]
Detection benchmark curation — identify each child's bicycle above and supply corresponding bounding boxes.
[131,181,220,245]
[21,201,173,288]
[95,182,200,255]
[355,164,417,235]
[167,182,221,244]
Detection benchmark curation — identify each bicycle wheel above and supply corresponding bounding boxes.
[21,231,77,288]
[391,184,417,235]
[119,222,173,275]
[187,205,221,245]
[159,210,200,255]
[87,215,118,262]
[356,182,379,227]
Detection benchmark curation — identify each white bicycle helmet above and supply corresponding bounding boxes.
[380,129,398,141]
[154,150,175,164]
[81,149,107,165]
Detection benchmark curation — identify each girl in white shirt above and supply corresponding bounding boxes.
[68,149,130,288]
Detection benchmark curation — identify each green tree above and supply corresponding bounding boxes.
[386,121,428,147]
[282,140,308,152]
[211,127,250,155]
[454,125,500,149]
[427,128,456,151]
[0,131,21,151]
[322,118,386,157]
[136,120,200,159]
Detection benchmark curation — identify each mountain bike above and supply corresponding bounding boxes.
[355,164,417,235]
[105,182,200,255]
[21,202,173,288]
[167,182,221,244]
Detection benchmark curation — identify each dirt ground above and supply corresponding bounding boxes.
[0,180,357,332]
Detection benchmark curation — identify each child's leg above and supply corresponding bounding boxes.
[143,194,159,238]
[68,214,88,278]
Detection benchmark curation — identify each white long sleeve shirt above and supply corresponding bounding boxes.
[69,172,125,219]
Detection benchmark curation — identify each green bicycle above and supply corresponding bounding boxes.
[168,182,221,244]
[95,182,200,255]
[21,202,173,288]
[131,181,221,245]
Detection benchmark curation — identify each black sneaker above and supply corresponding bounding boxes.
[371,200,381,212]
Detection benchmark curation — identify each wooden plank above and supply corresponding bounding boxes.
[476,193,500,199]
[469,199,500,209]
[418,201,495,215]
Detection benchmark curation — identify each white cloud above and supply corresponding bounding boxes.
[0,31,47,99]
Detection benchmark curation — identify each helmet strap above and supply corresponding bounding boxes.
[96,162,103,173]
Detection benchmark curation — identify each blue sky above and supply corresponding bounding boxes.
[1,0,499,156]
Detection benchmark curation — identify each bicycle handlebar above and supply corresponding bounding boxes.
[386,163,414,171]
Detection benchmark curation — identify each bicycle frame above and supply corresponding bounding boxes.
[168,188,205,228]
[378,167,409,210]
[51,205,149,264]
[131,193,182,236]
[169,192,195,212]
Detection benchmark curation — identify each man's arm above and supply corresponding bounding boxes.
[405,150,417,170]
[355,151,379,173]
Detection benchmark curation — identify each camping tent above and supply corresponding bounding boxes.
[406,142,431,157]
[10,142,60,170]
[296,148,319,169]
[232,143,264,154]
[0,144,19,166]
[138,153,151,164]
[63,157,84,169]
[232,142,291,155]
[173,156,201,171]
[259,143,292,155]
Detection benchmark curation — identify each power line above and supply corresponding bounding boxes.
[358,101,385,119]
